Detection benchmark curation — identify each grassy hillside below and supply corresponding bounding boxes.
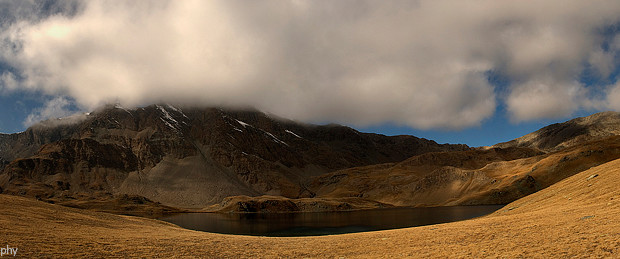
[1,157,619,257]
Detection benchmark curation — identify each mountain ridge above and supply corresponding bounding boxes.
[0,104,468,211]
[494,111,620,152]
[2,107,620,214]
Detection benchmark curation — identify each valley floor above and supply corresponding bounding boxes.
[2,159,620,258]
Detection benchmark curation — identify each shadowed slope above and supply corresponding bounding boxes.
[0,104,467,209]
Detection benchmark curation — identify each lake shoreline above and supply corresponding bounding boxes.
[159,204,505,237]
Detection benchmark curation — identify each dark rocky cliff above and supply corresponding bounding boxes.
[0,104,468,209]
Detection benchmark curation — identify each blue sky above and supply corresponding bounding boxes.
[1,1,620,147]
[357,109,598,147]
[0,91,80,133]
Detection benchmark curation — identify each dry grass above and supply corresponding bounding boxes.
[2,158,620,258]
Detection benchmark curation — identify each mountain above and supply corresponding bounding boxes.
[0,104,468,211]
[311,135,620,207]
[0,120,81,170]
[305,112,620,208]
[494,111,620,152]
[4,107,619,214]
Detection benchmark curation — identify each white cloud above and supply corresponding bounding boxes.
[0,72,18,93]
[606,80,620,111]
[1,0,620,128]
[506,76,585,122]
[23,96,78,127]
[589,48,616,79]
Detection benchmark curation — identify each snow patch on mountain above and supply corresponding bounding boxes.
[156,105,183,131]
[235,119,251,128]
[263,131,288,146]
[166,104,189,119]
[285,130,302,138]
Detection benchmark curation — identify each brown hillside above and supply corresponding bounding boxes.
[2,157,619,257]
[310,136,620,207]
[494,111,620,152]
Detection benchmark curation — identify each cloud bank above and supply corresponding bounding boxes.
[1,0,620,129]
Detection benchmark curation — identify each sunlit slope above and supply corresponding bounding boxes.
[494,111,620,152]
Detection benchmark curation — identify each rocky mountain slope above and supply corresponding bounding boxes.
[170,111,620,212]
[0,104,467,210]
[494,111,620,152]
[3,108,619,213]
[0,121,80,170]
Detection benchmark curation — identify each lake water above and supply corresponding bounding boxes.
[159,205,504,237]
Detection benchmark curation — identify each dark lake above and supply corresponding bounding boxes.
[159,205,504,237]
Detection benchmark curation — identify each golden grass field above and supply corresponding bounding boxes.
[1,158,619,258]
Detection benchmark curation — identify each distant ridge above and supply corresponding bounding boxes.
[304,112,620,209]
[494,111,620,152]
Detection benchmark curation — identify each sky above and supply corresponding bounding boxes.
[1,0,620,147]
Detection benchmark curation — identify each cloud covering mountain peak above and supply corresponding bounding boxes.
[1,0,620,129]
